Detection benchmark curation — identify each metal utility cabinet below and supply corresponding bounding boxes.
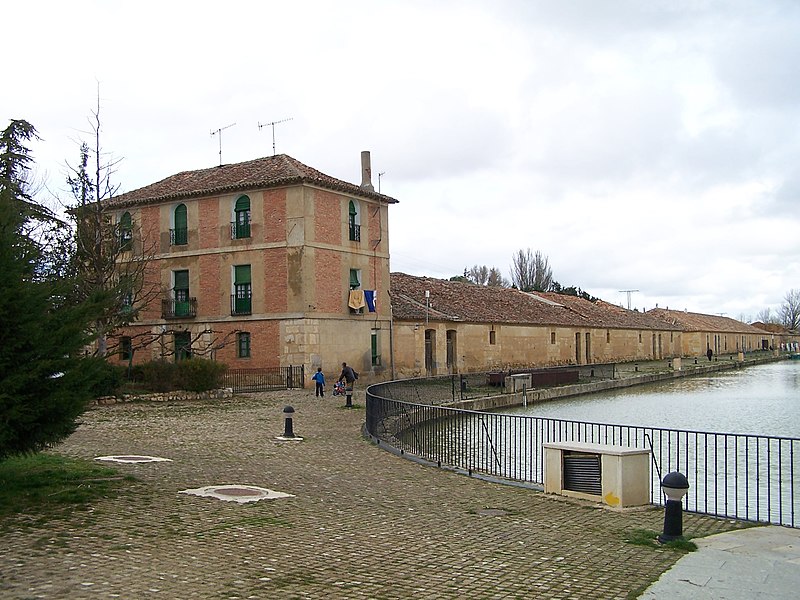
[542,441,651,508]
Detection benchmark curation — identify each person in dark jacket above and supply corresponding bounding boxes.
[338,362,357,407]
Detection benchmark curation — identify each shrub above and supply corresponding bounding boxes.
[174,358,228,392]
[139,360,177,392]
[83,357,127,397]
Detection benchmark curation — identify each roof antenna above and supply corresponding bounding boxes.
[618,289,639,310]
[210,123,236,166]
[258,117,293,155]
[378,171,386,193]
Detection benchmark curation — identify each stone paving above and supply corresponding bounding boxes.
[0,390,748,599]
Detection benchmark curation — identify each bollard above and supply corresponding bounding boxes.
[282,405,296,438]
[345,387,353,408]
[658,472,690,543]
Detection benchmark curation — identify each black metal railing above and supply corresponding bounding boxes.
[231,221,251,239]
[366,378,800,528]
[170,227,188,246]
[161,297,197,319]
[223,366,305,392]
[230,294,252,315]
[349,223,360,242]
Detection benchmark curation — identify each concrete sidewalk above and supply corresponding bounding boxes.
[0,391,766,598]
[640,526,800,599]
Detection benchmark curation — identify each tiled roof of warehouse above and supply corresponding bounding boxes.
[533,293,682,331]
[390,273,594,327]
[648,308,766,334]
[106,154,399,208]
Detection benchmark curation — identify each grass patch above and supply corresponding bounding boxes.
[626,528,698,552]
[0,453,133,524]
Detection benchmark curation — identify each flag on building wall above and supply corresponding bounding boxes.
[364,290,376,312]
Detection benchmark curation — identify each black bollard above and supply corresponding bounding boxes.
[658,472,689,543]
[282,405,296,438]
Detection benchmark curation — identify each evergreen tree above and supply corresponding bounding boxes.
[0,119,110,460]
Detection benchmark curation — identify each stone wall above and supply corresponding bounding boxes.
[92,388,234,406]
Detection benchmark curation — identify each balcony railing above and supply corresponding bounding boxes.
[349,223,361,242]
[230,294,252,316]
[170,227,188,246]
[161,297,197,319]
[231,221,251,239]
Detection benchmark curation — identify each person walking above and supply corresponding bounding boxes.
[707,347,713,362]
[338,362,358,407]
[311,367,325,397]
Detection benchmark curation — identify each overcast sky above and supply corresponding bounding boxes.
[4,0,799,321]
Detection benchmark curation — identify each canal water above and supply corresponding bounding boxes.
[506,360,800,438]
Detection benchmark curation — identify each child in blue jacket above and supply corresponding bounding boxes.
[311,367,325,397]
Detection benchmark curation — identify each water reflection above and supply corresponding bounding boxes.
[507,362,800,437]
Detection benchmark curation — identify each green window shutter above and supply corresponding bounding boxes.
[174,204,187,229]
[234,265,251,285]
[235,195,251,211]
[348,200,356,216]
[174,270,189,290]
[349,269,360,288]
[120,212,132,228]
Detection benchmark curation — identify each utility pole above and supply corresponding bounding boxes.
[619,289,639,310]
[258,117,293,155]
[210,123,236,166]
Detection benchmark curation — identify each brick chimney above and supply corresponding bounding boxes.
[360,151,374,191]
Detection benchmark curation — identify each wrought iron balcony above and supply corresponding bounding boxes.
[161,297,197,319]
[349,223,361,242]
[231,221,251,239]
[230,294,252,316]
[170,227,188,246]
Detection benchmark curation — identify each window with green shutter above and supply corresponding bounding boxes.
[233,265,252,314]
[348,200,360,242]
[119,211,133,251]
[349,268,361,290]
[371,329,381,366]
[172,204,188,246]
[174,331,191,362]
[174,270,190,316]
[233,195,251,239]
[237,332,251,358]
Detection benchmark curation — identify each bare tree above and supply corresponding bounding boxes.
[466,264,489,285]
[755,307,777,324]
[779,289,800,331]
[63,93,160,356]
[510,248,554,292]
[487,267,509,287]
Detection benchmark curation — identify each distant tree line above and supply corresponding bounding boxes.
[452,248,597,301]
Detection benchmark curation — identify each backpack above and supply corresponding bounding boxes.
[353,370,359,380]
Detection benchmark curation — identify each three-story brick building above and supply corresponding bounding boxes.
[108,151,397,380]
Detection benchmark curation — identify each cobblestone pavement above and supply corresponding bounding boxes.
[0,391,747,599]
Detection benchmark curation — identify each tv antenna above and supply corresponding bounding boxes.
[258,117,293,155]
[618,289,639,310]
[378,171,386,193]
[210,123,236,166]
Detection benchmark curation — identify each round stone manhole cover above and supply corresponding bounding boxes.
[95,455,172,464]
[180,485,294,504]
[476,508,510,517]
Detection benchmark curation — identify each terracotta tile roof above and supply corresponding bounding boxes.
[106,154,399,208]
[751,322,790,334]
[390,273,678,330]
[534,293,682,331]
[648,308,766,334]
